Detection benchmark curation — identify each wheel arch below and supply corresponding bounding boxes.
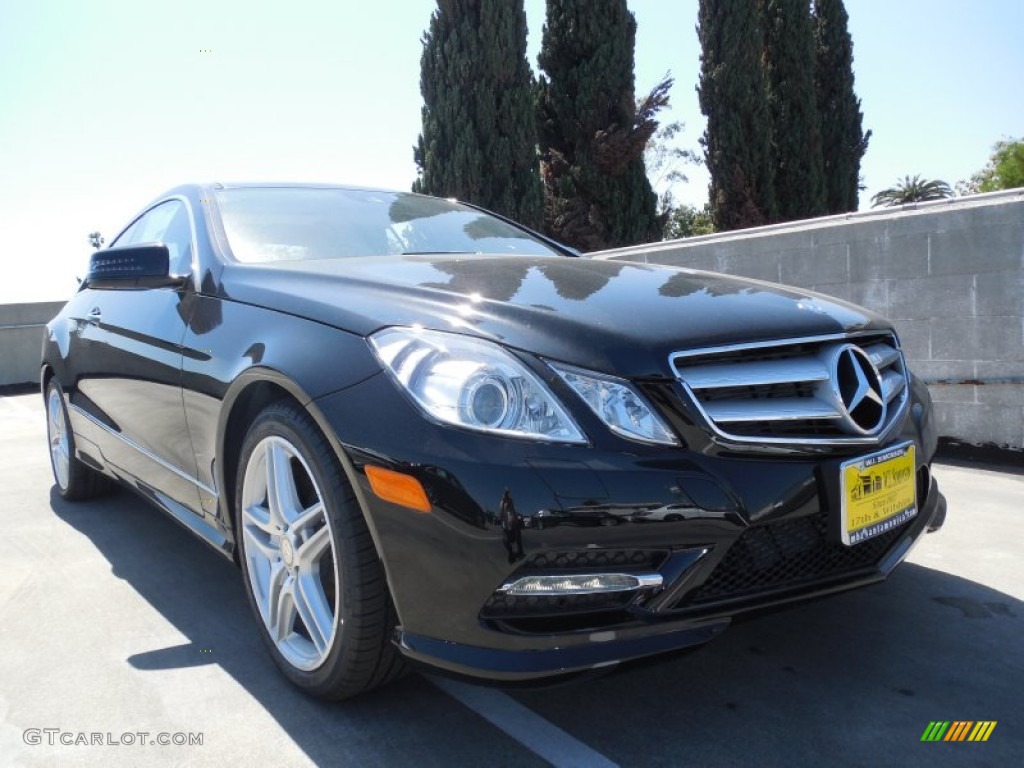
[217,369,382,565]
[40,364,55,399]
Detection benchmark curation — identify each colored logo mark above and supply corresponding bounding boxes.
[920,721,997,742]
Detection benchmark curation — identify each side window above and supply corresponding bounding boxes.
[110,200,194,276]
[160,204,194,275]
[111,218,143,247]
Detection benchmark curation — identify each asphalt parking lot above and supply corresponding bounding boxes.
[1,391,1021,767]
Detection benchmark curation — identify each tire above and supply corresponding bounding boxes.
[235,400,405,699]
[45,380,113,501]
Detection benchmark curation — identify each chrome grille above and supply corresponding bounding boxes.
[671,332,909,445]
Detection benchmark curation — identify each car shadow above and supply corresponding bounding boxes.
[48,487,546,767]
[509,553,1023,766]
[52,487,1022,766]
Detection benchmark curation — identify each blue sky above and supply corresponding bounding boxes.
[1,0,1021,302]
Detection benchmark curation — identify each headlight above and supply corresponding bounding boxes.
[369,327,586,443]
[550,363,678,446]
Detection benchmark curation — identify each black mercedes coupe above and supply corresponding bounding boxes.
[42,183,946,698]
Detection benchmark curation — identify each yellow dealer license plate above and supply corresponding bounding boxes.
[840,442,917,546]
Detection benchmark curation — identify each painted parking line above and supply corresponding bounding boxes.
[430,676,620,768]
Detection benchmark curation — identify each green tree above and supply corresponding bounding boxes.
[644,120,702,231]
[645,122,700,201]
[536,0,664,251]
[961,138,1024,194]
[870,175,952,207]
[413,0,543,228]
[814,0,871,213]
[698,0,778,231]
[664,204,716,239]
[762,0,826,222]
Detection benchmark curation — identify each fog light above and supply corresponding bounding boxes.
[498,572,662,596]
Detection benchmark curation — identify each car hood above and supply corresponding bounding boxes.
[221,254,890,379]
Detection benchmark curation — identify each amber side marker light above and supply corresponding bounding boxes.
[365,465,431,513]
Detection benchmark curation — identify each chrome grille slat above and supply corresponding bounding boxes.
[881,370,906,403]
[705,398,842,423]
[671,332,910,445]
[863,343,901,370]
[680,357,830,389]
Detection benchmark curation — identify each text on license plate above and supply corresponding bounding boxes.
[840,442,917,546]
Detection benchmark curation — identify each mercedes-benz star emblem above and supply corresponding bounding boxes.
[832,344,886,434]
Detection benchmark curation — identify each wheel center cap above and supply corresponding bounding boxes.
[280,536,295,568]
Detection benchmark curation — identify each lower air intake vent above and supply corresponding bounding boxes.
[681,510,911,606]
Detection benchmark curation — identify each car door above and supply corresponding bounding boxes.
[66,198,205,514]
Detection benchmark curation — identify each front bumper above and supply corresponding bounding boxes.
[398,483,945,680]
[313,372,946,681]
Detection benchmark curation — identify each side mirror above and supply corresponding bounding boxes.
[85,242,186,289]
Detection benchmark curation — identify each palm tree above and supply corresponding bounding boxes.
[870,175,953,207]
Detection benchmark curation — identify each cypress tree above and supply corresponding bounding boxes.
[762,0,826,221]
[413,0,543,229]
[698,0,778,231]
[536,0,663,251]
[814,0,870,213]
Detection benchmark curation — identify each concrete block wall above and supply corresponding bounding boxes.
[0,302,64,387]
[595,190,1024,451]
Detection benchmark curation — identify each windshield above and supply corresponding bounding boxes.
[215,187,561,263]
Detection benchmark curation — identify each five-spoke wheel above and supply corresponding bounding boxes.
[44,380,111,500]
[236,401,405,698]
[47,385,71,491]
[240,435,338,671]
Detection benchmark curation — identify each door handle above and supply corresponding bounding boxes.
[87,307,102,325]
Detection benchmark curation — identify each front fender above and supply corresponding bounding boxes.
[178,295,383,552]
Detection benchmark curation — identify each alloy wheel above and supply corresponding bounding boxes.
[47,387,71,491]
[240,436,340,671]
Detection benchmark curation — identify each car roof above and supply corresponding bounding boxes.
[151,181,433,208]
[215,181,405,194]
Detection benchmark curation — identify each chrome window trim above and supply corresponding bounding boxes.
[69,403,218,499]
